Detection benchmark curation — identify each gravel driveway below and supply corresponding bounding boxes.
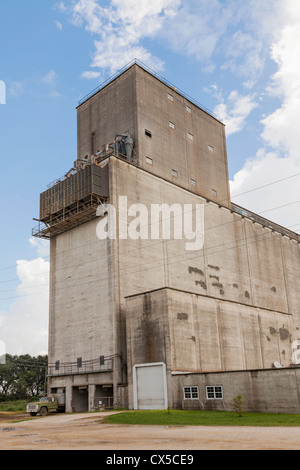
[1,412,299,450]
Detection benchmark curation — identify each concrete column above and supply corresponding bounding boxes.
[89,384,96,411]
[65,382,73,413]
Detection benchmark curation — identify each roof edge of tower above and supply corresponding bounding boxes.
[77,59,224,124]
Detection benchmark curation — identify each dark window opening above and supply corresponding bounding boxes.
[145,129,152,138]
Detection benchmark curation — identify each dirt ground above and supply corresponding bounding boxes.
[1,411,300,450]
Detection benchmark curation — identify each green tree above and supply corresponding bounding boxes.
[0,354,48,400]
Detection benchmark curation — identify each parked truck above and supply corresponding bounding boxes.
[26,393,65,416]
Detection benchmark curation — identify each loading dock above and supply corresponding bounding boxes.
[72,386,88,412]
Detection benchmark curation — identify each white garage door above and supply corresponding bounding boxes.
[133,362,168,410]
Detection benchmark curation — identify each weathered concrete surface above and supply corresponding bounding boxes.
[1,413,300,450]
[77,63,231,207]
[47,63,300,414]
[48,156,300,412]
[171,367,300,414]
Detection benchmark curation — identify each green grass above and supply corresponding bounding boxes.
[0,400,28,412]
[104,409,300,427]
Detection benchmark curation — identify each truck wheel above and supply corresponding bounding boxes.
[30,412,37,416]
[39,407,48,416]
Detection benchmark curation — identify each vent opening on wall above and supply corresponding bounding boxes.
[146,156,153,165]
[145,129,152,137]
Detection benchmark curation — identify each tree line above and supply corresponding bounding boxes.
[0,354,48,401]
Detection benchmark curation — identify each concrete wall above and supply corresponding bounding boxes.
[47,155,300,410]
[110,157,300,338]
[125,286,293,375]
[48,217,115,364]
[77,64,231,207]
[77,66,138,162]
[171,368,300,414]
[135,65,231,207]
[48,64,300,412]
[48,372,114,412]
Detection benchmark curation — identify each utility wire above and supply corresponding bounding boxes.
[0,170,299,279]
[1,190,300,288]
[0,214,299,303]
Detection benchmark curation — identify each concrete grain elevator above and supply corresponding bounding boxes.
[33,61,300,413]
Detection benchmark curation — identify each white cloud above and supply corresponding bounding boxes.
[61,0,300,232]
[230,0,300,231]
[0,257,49,356]
[41,70,61,97]
[68,0,181,74]
[161,0,231,67]
[55,2,67,12]
[55,20,63,30]
[42,70,58,86]
[214,90,258,135]
[8,80,24,97]
[80,70,101,80]
[0,239,50,356]
[29,237,50,258]
[63,0,285,92]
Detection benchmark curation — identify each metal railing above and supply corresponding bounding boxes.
[32,194,103,239]
[78,58,223,123]
[232,203,300,242]
[48,357,113,377]
[91,396,118,410]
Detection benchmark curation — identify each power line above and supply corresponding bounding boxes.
[1,190,300,288]
[0,213,298,303]
[231,172,300,199]
[1,192,300,298]
[0,170,299,281]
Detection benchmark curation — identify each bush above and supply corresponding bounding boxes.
[232,394,245,417]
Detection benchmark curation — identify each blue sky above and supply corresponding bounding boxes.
[1,0,300,355]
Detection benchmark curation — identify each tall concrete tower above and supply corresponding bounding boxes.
[33,61,300,413]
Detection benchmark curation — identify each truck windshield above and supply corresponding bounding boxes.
[39,397,49,402]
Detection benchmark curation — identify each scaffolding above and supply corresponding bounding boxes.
[32,163,109,239]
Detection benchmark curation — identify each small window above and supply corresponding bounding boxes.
[187,133,194,141]
[167,93,174,101]
[208,145,214,152]
[146,156,153,165]
[172,169,178,177]
[212,189,217,196]
[184,386,199,399]
[191,179,196,186]
[145,129,152,138]
[206,385,223,399]
[186,106,192,113]
[77,357,82,368]
[169,121,175,129]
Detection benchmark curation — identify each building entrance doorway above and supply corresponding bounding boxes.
[72,386,88,412]
[93,384,114,410]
